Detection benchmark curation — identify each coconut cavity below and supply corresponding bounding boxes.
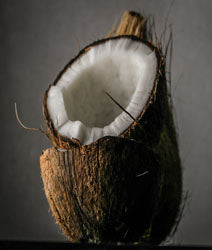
[47,37,157,145]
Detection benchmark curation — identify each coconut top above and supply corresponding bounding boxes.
[46,36,157,145]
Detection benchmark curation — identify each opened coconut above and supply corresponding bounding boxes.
[40,11,182,244]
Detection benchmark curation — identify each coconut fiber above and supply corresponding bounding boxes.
[40,11,182,244]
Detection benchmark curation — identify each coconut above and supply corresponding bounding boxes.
[40,11,182,244]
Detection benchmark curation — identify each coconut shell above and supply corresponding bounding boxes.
[40,11,182,244]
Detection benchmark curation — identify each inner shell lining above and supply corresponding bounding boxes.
[47,37,157,145]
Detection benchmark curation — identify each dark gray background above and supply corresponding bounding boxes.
[0,0,211,245]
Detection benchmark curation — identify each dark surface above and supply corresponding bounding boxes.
[0,241,212,250]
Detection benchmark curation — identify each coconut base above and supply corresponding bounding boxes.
[41,137,160,243]
[40,130,181,244]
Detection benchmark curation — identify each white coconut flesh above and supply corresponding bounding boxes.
[47,37,157,145]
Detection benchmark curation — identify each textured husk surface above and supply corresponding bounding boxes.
[40,11,182,244]
[41,137,161,242]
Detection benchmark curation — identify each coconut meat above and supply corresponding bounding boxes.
[47,37,157,145]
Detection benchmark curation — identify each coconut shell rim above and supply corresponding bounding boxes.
[43,35,165,148]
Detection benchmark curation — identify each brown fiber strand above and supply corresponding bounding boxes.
[15,102,50,140]
[104,91,136,121]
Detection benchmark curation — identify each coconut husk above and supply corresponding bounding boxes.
[41,137,161,242]
[40,11,182,244]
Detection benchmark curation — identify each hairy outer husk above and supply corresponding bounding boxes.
[40,11,182,244]
[40,137,161,242]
